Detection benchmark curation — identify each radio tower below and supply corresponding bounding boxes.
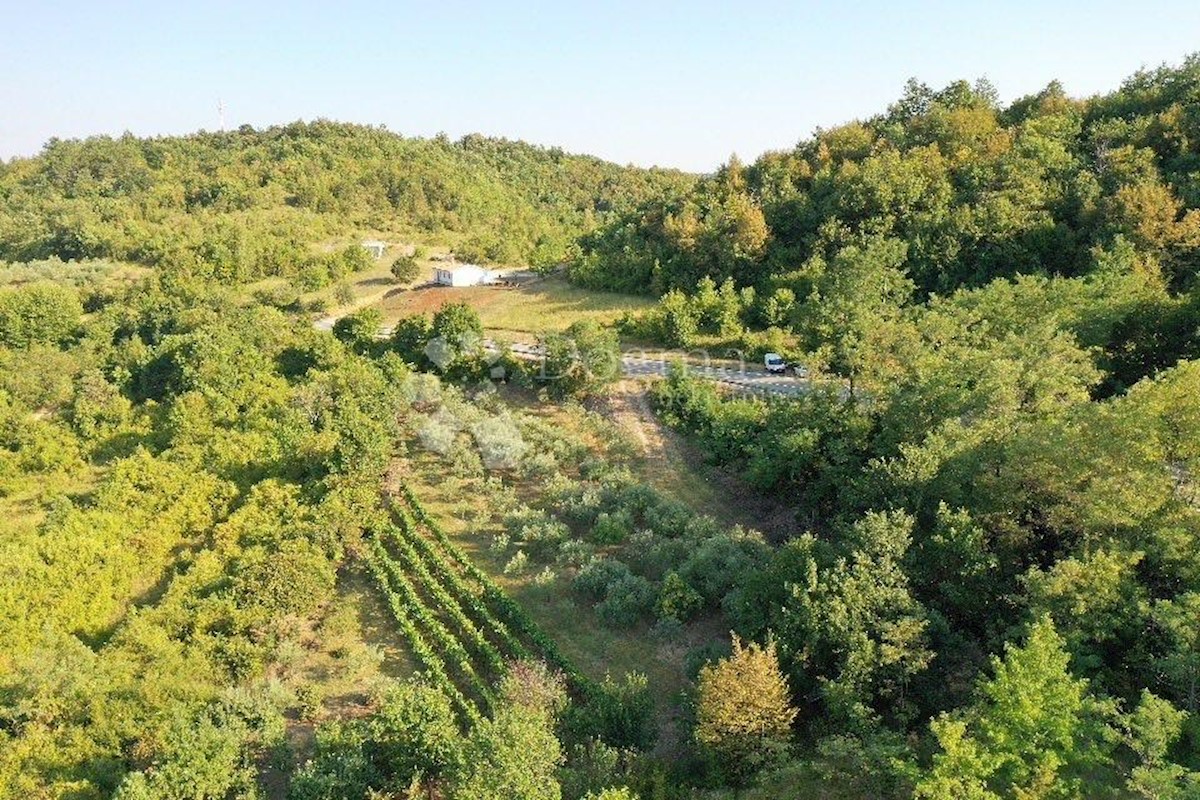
[218,99,226,132]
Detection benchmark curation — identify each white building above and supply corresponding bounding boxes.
[361,239,387,258]
[434,264,494,287]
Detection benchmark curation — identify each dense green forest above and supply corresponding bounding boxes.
[0,121,693,283]
[1,56,1199,800]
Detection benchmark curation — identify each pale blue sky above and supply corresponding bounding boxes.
[2,1,1198,171]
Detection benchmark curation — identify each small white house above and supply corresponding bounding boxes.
[434,264,494,287]
[361,239,387,259]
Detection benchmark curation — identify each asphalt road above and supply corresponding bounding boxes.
[503,342,814,398]
[319,306,815,399]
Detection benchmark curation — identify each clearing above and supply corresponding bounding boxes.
[594,380,799,541]
[374,274,652,336]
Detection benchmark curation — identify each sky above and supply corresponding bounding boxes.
[2,1,1199,172]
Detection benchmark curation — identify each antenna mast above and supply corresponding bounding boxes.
[218,99,225,132]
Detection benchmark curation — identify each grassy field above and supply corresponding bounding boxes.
[374,275,653,336]
[0,258,151,291]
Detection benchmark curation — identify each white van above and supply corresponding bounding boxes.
[764,353,786,374]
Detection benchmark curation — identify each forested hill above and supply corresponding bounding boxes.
[0,120,695,280]
[570,55,1200,297]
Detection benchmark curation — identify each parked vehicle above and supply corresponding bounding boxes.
[764,353,786,374]
[788,362,809,378]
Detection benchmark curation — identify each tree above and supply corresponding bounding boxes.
[1151,593,1200,714]
[1121,691,1199,799]
[916,617,1115,799]
[0,283,83,349]
[427,302,485,376]
[539,320,620,399]
[390,313,434,366]
[771,514,931,729]
[451,680,563,800]
[390,253,422,284]
[366,681,465,794]
[331,307,383,355]
[803,236,912,395]
[290,680,465,799]
[695,635,797,783]
[651,289,698,348]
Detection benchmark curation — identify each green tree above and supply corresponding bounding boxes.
[366,681,465,794]
[427,302,485,376]
[539,320,620,399]
[773,514,932,728]
[390,253,422,284]
[1121,691,1199,799]
[803,236,912,395]
[1152,593,1200,714]
[452,690,563,800]
[917,617,1116,799]
[331,306,383,355]
[0,282,83,349]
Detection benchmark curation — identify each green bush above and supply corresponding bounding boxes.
[232,543,336,619]
[0,282,82,348]
[590,510,634,545]
[655,571,703,622]
[573,558,633,600]
[595,574,655,628]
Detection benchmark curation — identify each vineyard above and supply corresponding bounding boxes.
[364,482,594,725]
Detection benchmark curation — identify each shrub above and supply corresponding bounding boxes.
[595,574,655,628]
[470,415,527,470]
[642,497,693,539]
[573,558,633,600]
[557,539,596,568]
[556,482,604,528]
[294,684,324,720]
[232,542,335,619]
[623,532,691,581]
[504,550,529,575]
[521,519,571,560]
[655,571,703,622]
[447,439,484,478]
[415,416,456,455]
[521,450,559,480]
[0,282,83,348]
[651,616,684,642]
[679,533,769,607]
[591,509,633,545]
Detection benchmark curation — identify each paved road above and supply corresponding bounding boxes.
[503,342,815,398]
[319,305,815,399]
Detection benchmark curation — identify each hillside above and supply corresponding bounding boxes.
[572,57,1200,298]
[0,120,695,282]
[1,59,1199,800]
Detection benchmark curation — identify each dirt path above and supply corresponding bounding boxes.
[597,380,799,541]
